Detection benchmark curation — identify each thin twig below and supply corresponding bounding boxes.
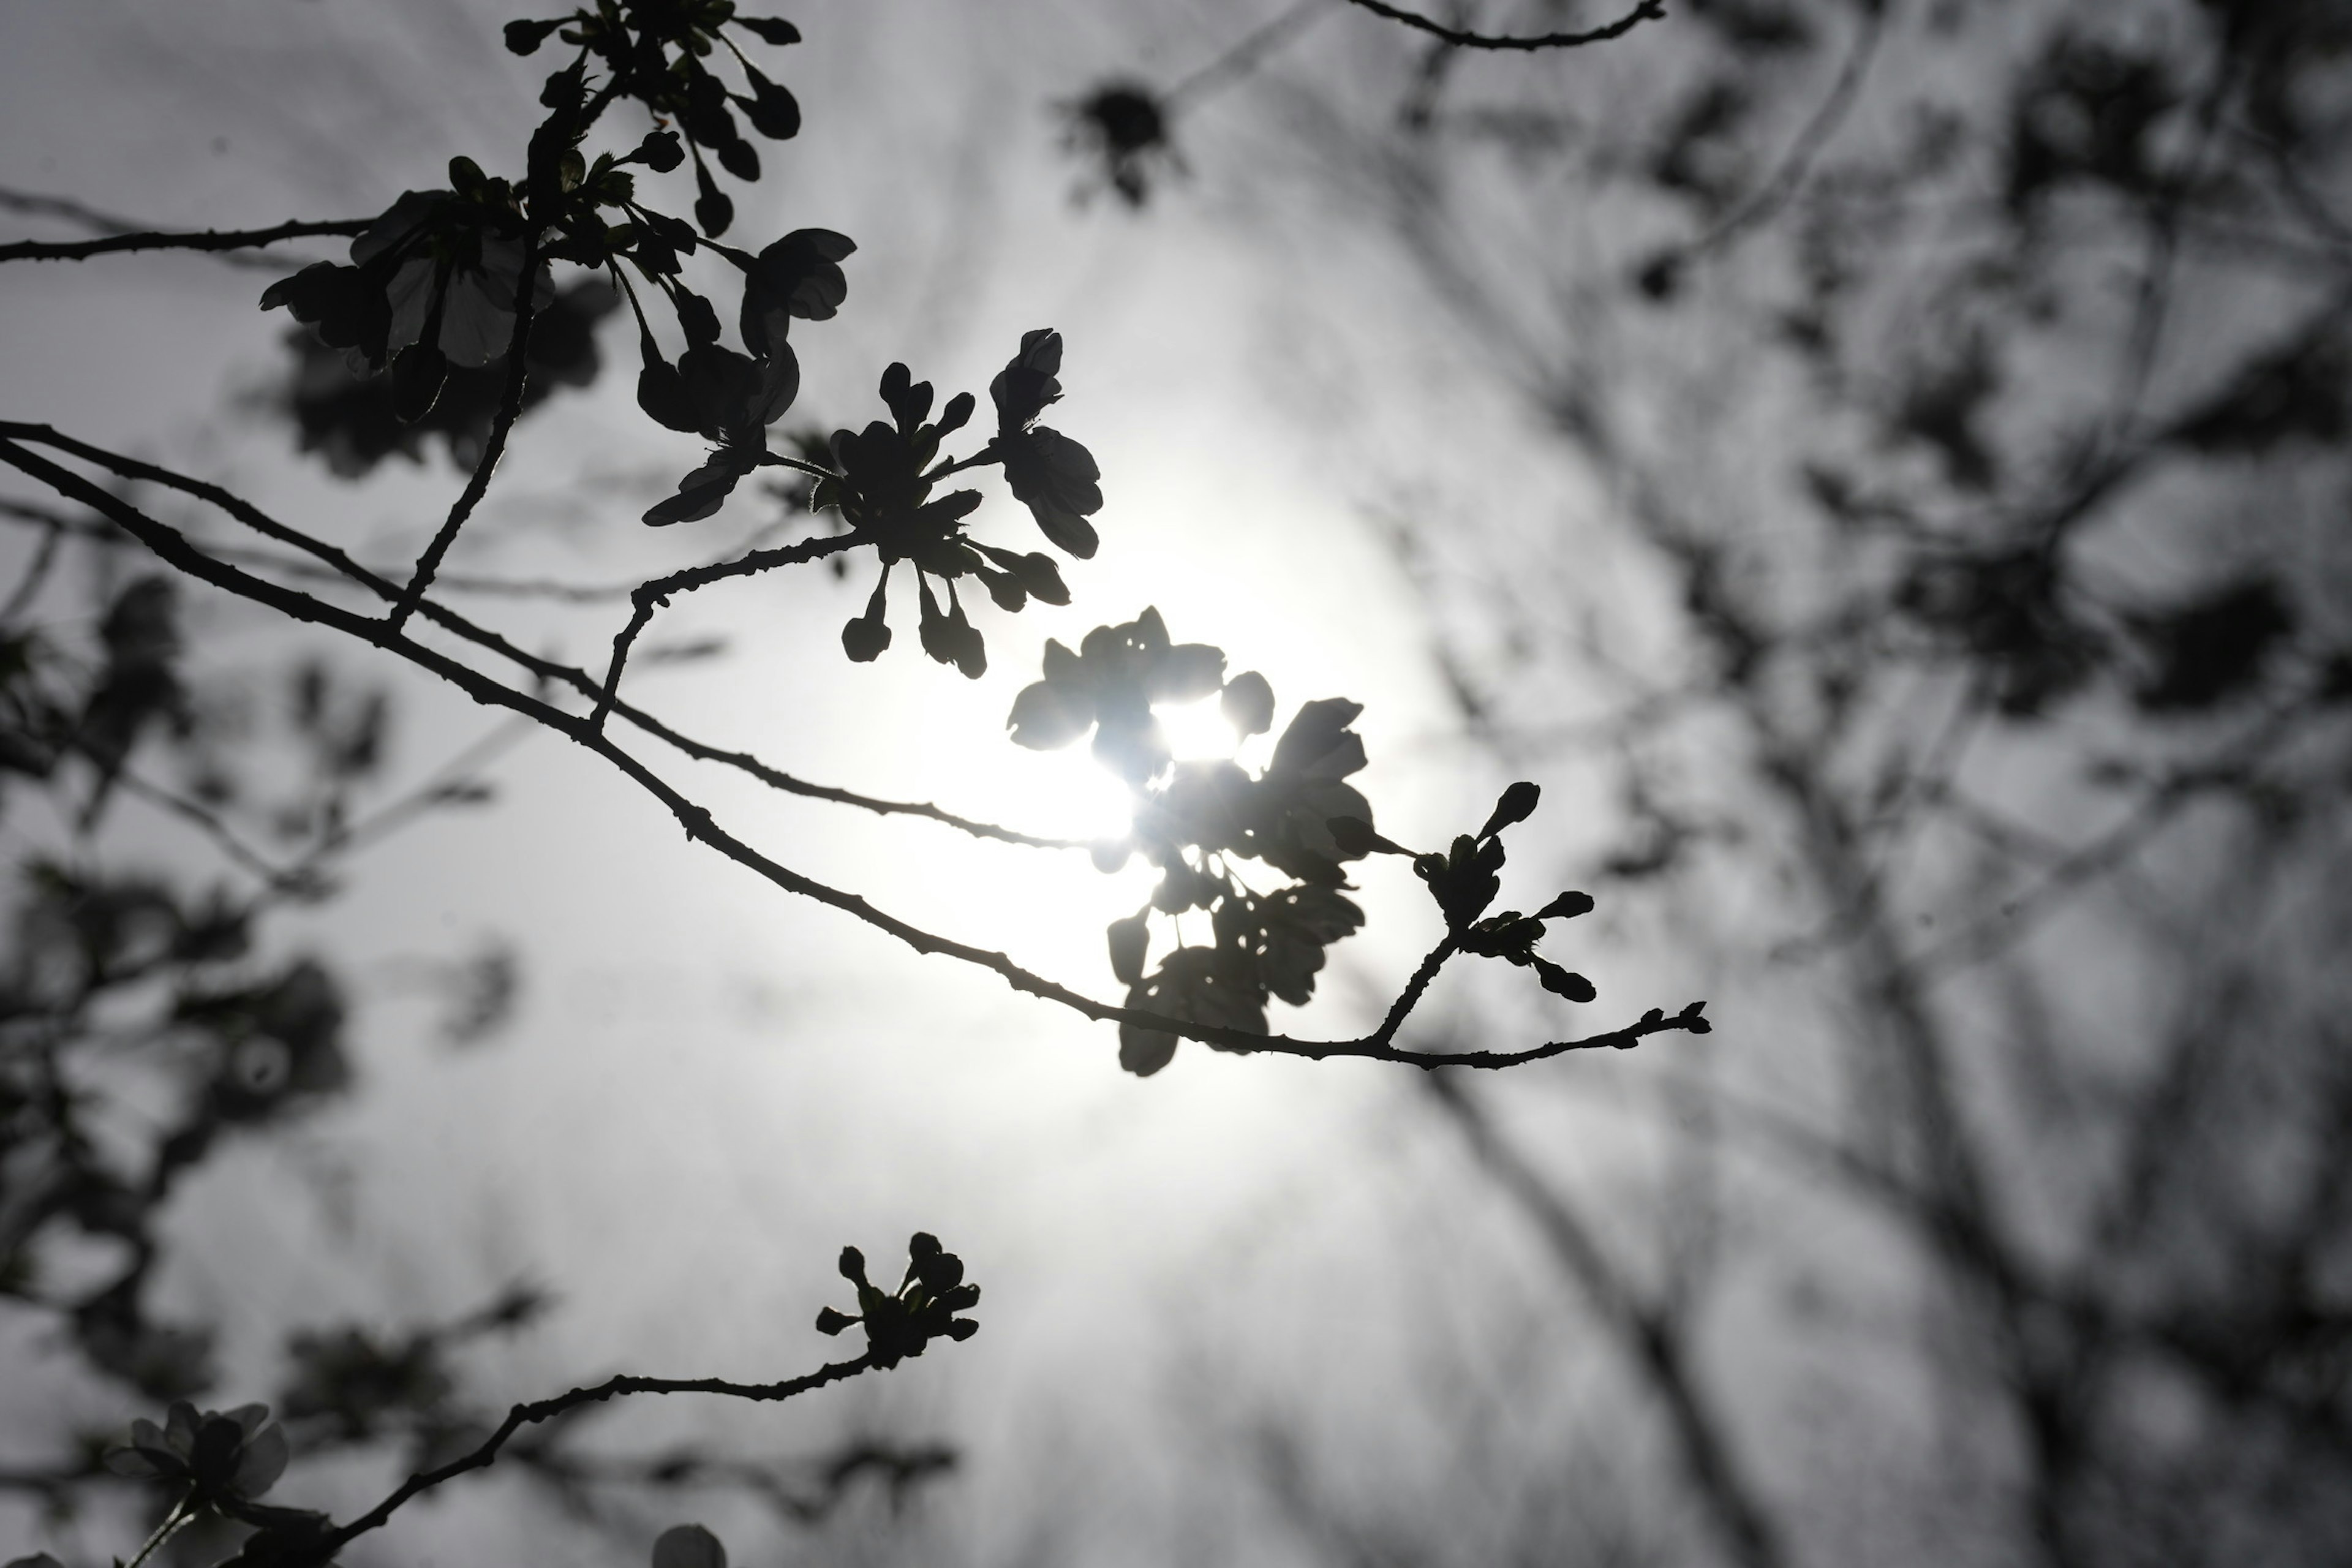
[1339,0,1665,53]
[0,214,371,265]
[386,231,543,631]
[591,533,862,729]
[0,491,801,606]
[111,771,305,890]
[123,1496,197,1568]
[1167,0,1335,108]
[323,1355,880,1558]
[1,424,1100,853]
[313,715,537,862]
[1373,933,1458,1039]
[0,508,67,624]
[199,548,654,606]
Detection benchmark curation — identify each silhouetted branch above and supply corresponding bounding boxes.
[0,211,371,265]
[0,487,806,605]
[1339,0,1665,53]
[386,233,542,632]
[622,718,1102,852]
[170,544,654,606]
[0,426,1096,852]
[592,531,864,729]
[4,422,402,586]
[1373,933,1458,1038]
[575,719,1705,1069]
[4,438,1702,1069]
[323,1354,881,1559]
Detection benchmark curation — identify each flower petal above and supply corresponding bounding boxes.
[233,1422,290,1498]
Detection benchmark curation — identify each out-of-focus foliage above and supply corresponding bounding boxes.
[277,282,619,477]
[1055,0,2352,1562]
[1061,81,1181,208]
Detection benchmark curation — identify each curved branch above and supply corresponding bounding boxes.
[324,1354,879,1558]
[2,423,393,582]
[616,713,1101,852]
[592,531,863,730]
[0,441,1703,1069]
[0,476,791,605]
[197,548,651,605]
[578,704,1700,1070]
[0,215,371,265]
[1340,0,1665,53]
[1374,933,1460,1038]
[0,427,1091,851]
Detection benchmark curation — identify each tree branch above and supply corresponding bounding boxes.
[323,1354,880,1558]
[0,214,371,265]
[1339,0,1665,53]
[0,426,1094,852]
[1373,933,1458,1040]
[592,532,864,730]
[0,440,1703,1070]
[386,231,543,631]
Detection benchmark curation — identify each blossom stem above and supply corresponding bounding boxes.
[386,227,543,633]
[0,216,372,266]
[125,1494,195,1568]
[760,451,835,480]
[922,451,993,483]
